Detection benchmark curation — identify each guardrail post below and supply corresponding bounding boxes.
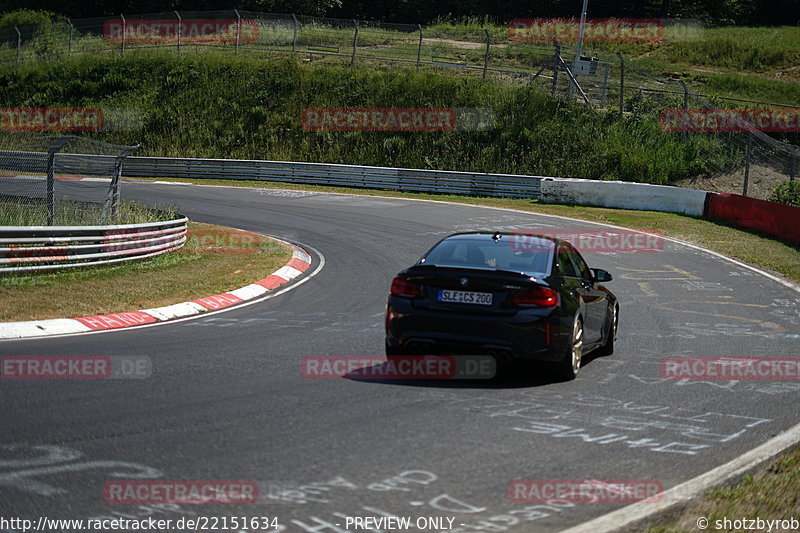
[120,14,126,56]
[417,24,423,67]
[291,14,298,54]
[482,29,490,79]
[234,9,241,54]
[175,11,182,54]
[743,131,753,197]
[67,19,73,53]
[14,26,21,63]
[616,52,624,117]
[46,136,72,226]
[351,19,358,66]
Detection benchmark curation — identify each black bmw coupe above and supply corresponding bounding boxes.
[385,232,618,380]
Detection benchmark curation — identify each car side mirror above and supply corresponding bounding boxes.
[592,268,613,282]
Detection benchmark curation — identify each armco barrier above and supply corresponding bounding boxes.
[706,193,800,244]
[0,217,187,272]
[540,177,708,216]
[122,157,544,198]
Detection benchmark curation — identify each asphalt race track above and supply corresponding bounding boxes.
[2,180,799,532]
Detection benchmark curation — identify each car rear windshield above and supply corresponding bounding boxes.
[420,236,553,276]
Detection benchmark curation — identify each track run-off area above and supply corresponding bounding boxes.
[1,179,799,533]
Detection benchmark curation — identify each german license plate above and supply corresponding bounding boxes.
[439,290,493,305]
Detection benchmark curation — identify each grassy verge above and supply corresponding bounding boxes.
[130,177,800,283]
[0,198,179,226]
[646,444,800,532]
[0,222,292,321]
[0,53,734,185]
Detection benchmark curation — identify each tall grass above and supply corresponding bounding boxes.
[0,53,736,185]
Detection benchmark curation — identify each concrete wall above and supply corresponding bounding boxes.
[540,178,709,217]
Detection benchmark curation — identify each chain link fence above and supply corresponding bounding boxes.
[0,132,140,226]
[1,11,797,199]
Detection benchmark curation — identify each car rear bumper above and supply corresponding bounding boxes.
[386,298,571,362]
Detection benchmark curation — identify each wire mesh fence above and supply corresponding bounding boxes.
[1,11,797,199]
[0,132,140,226]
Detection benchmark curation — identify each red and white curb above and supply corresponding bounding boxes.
[0,246,312,340]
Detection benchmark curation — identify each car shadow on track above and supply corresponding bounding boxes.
[342,352,605,389]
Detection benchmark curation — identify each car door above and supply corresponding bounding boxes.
[567,245,607,344]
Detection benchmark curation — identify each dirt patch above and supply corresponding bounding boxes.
[674,163,793,200]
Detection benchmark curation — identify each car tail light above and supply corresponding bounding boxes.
[513,285,558,308]
[390,276,421,298]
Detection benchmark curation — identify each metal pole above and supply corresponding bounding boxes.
[234,9,241,54]
[600,62,610,106]
[175,11,181,55]
[551,41,560,95]
[616,52,624,117]
[574,0,589,67]
[743,132,752,196]
[101,143,140,224]
[46,136,71,226]
[67,19,73,53]
[14,27,20,63]
[483,29,490,79]
[291,14,298,54]
[120,14,126,56]
[560,56,590,104]
[678,80,689,139]
[417,24,423,67]
[351,20,358,66]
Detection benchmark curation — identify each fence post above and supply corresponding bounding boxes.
[743,131,753,196]
[14,26,20,63]
[67,19,73,53]
[678,80,689,139]
[417,24,423,67]
[600,62,610,106]
[616,52,624,117]
[175,11,182,54]
[291,14,298,54]
[101,143,140,224]
[46,136,71,226]
[120,14,126,56]
[790,148,797,181]
[551,41,560,95]
[351,19,358,66]
[483,28,490,79]
[234,9,241,54]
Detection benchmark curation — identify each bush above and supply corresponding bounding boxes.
[768,180,800,208]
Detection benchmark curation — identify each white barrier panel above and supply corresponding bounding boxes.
[540,178,708,216]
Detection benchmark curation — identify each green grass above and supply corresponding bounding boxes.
[646,444,800,532]
[0,53,737,185]
[0,222,291,321]
[0,197,179,226]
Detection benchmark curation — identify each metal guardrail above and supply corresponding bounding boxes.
[0,216,187,272]
[122,157,544,198]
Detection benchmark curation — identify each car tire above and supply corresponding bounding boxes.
[595,305,618,357]
[557,316,584,381]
